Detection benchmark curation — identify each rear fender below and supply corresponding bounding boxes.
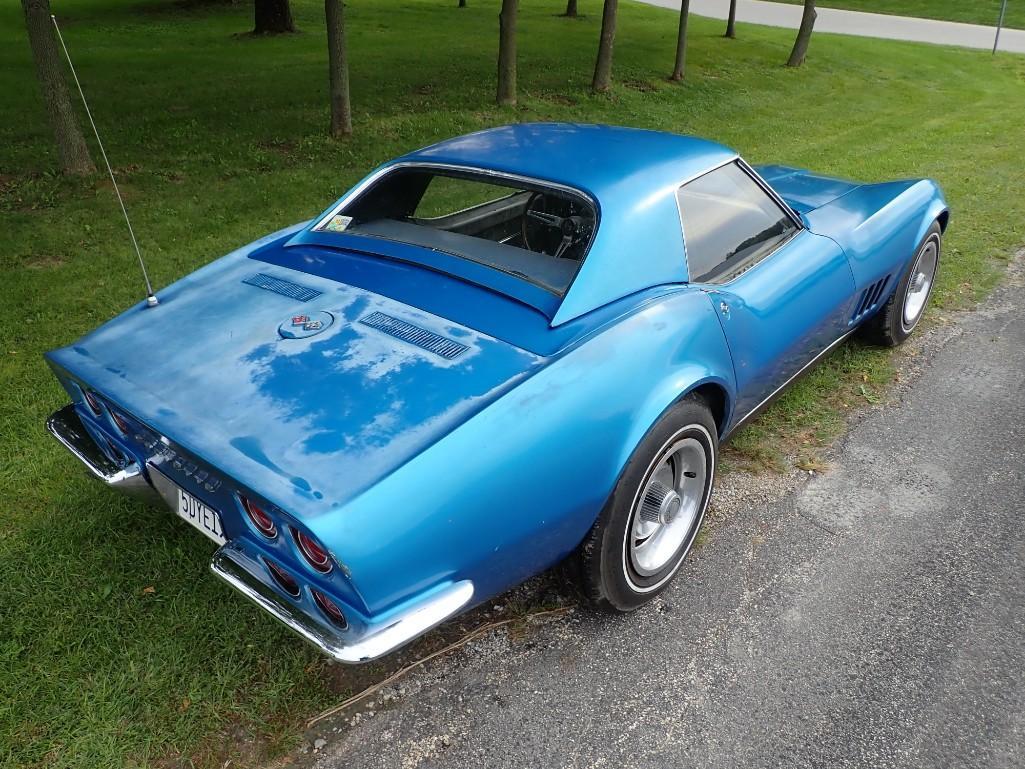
[614,370,733,474]
[328,288,736,615]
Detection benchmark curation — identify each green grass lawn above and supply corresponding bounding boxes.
[2,0,1024,766]
[775,0,1024,29]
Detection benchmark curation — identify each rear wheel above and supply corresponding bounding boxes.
[861,221,941,347]
[578,396,717,612]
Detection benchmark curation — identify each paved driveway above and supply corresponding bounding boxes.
[640,0,1025,54]
[308,255,1025,768]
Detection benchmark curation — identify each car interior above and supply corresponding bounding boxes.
[324,168,598,295]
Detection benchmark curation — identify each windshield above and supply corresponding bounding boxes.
[315,167,598,295]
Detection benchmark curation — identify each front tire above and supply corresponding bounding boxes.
[578,395,717,612]
[861,221,941,347]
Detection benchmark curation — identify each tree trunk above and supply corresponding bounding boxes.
[21,0,94,176]
[496,0,518,106]
[725,0,737,38]
[254,0,295,34]
[670,0,691,81]
[786,0,817,66]
[591,0,618,93]
[325,0,352,136]
[459,0,466,7]
[563,0,577,17]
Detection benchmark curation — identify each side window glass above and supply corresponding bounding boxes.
[677,163,797,283]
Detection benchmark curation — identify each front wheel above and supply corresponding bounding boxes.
[861,221,941,347]
[577,396,717,612]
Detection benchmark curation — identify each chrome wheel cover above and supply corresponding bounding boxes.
[625,428,711,587]
[902,238,938,330]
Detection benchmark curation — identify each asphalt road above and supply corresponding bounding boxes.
[312,257,1025,769]
[639,0,1025,54]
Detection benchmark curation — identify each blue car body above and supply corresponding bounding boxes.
[44,124,948,661]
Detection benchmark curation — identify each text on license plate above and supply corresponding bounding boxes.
[175,487,227,546]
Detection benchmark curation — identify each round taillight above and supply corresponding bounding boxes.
[312,589,348,628]
[111,410,132,434]
[83,389,103,415]
[264,558,300,597]
[293,528,332,573]
[241,495,277,538]
[104,438,125,465]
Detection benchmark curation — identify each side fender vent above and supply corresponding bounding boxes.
[243,273,323,303]
[851,275,891,322]
[360,311,468,360]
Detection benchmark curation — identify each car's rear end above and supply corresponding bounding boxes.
[44,223,548,661]
[47,376,473,663]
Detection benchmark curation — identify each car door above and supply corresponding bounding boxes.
[676,161,856,424]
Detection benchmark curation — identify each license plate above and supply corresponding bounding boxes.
[167,483,227,545]
[173,486,227,545]
[148,465,227,545]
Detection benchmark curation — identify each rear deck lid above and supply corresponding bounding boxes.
[47,247,544,516]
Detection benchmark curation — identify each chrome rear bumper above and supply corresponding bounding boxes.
[212,545,474,663]
[48,403,475,664]
[46,404,161,505]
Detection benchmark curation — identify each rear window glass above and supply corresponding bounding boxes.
[315,167,597,295]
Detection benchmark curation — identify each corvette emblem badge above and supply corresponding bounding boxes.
[279,311,334,339]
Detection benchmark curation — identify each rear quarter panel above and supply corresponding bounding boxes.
[323,288,736,615]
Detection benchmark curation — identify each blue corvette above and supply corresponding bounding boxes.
[45,124,948,662]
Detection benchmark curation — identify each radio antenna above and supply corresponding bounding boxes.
[50,14,158,308]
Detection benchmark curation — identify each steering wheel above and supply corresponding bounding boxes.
[521,192,592,259]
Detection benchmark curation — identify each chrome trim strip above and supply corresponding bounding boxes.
[313,161,598,233]
[675,154,741,190]
[46,404,160,504]
[724,328,857,438]
[211,546,475,663]
[673,156,802,283]
[736,157,805,229]
[702,228,803,288]
[414,190,525,222]
[672,156,740,280]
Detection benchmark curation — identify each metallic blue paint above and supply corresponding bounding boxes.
[298,124,738,324]
[754,165,861,214]
[328,289,737,613]
[44,124,948,660]
[286,231,565,319]
[804,179,948,290]
[700,229,855,423]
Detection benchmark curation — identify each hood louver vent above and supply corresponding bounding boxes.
[360,311,468,360]
[243,273,323,303]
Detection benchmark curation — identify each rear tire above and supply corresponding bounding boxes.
[577,395,717,612]
[861,221,941,347]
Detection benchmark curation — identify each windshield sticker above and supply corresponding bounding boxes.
[322,214,353,233]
